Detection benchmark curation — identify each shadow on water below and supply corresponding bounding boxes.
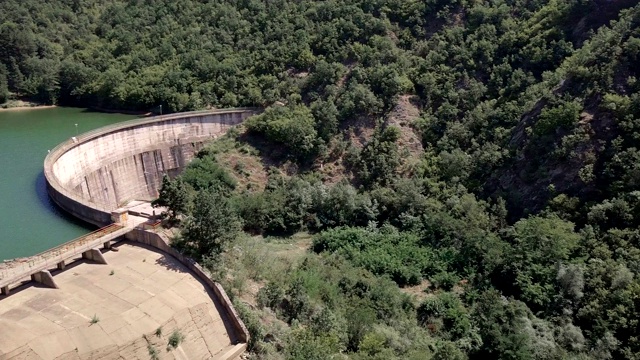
[34,171,98,231]
[80,107,152,116]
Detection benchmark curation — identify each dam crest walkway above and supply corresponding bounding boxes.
[0,216,146,296]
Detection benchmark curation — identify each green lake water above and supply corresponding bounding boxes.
[0,107,135,261]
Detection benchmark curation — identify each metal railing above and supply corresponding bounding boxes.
[0,224,127,286]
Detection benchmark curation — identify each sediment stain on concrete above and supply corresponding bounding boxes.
[45,109,257,226]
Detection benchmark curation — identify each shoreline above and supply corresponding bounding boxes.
[0,104,153,116]
[0,105,58,112]
[89,106,153,116]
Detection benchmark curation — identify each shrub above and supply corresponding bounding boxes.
[257,281,286,311]
[167,329,185,349]
[246,104,319,161]
[147,344,159,360]
[234,300,265,352]
[430,272,459,291]
[533,101,581,136]
[313,227,430,286]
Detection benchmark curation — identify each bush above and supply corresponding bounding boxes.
[430,272,459,291]
[313,227,431,286]
[182,156,237,192]
[182,187,242,258]
[167,329,185,349]
[533,101,581,136]
[257,281,286,311]
[246,105,319,161]
[147,344,159,360]
[234,300,265,352]
[357,126,401,188]
[418,293,473,341]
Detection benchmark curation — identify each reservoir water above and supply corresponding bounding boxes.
[0,107,135,261]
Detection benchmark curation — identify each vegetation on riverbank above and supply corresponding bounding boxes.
[5,0,640,358]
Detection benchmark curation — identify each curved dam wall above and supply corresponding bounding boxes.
[44,108,258,226]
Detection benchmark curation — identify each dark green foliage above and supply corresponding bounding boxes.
[311,98,339,142]
[313,227,431,286]
[501,215,580,310]
[337,83,384,120]
[357,125,401,188]
[433,341,467,360]
[181,188,241,258]
[181,156,236,193]
[235,175,378,235]
[0,63,9,103]
[309,181,378,230]
[235,175,314,235]
[533,101,582,137]
[471,290,535,360]
[418,293,474,342]
[152,175,189,221]
[246,105,318,161]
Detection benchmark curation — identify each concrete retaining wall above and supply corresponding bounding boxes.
[44,108,258,226]
[125,229,250,345]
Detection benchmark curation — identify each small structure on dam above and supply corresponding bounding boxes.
[0,108,257,359]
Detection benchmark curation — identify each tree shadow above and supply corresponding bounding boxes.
[155,254,189,274]
[80,107,152,116]
[122,241,242,344]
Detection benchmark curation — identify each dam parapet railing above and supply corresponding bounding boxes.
[44,107,259,224]
[0,223,130,290]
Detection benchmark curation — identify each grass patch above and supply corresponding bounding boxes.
[211,234,312,298]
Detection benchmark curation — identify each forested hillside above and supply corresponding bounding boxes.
[5,0,640,359]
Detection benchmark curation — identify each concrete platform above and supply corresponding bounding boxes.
[126,201,165,219]
[0,242,238,359]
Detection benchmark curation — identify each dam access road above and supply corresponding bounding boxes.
[0,108,258,360]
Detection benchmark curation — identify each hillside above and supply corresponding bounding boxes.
[4,0,640,359]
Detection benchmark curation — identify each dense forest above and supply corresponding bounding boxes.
[4,0,640,359]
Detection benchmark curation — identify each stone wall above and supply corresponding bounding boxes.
[44,108,257,226]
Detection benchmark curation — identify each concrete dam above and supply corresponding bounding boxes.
[0,108,258,359]
[45,108,257,226]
